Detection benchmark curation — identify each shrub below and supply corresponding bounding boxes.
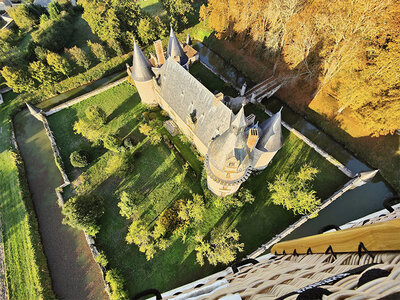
[95,251,108,267]
[123,137,135,149]
[103,134,120,152]
[69,150,88,168]
[105,269,128,300]
[61,194,104,236]
[85,105,107,127]
[118,191,141,219]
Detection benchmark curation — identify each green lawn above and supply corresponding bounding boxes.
[0,92,54,299]
[48,81,347,296]
[138,0,167,18]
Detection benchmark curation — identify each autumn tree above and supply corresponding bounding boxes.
[268,164,320,215]
[195,227,244,266]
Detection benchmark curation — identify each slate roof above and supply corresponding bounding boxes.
[132,40,154,82]
[157,57,232,147]
[167,27,188,66]
[257,108,283,152]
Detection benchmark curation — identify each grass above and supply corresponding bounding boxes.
[48,80,347,296]
[0,92,54,299]
[138,0,167,17]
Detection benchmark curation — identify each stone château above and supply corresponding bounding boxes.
[128,27,284,197]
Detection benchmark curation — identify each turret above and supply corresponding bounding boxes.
[205,106,252,197]
[131,40,158,106]
[26,102,44,121]
[167,27,189,68]
[252,108,283,170]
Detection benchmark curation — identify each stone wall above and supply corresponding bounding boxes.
[46,77,127,116]
[247,175,368,258]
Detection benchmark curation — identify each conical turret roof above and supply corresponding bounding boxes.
[257,108,283,152]
[26,102,41,115]
[132,40,154,82]
[231,105,247,132]
[167,27,188,66]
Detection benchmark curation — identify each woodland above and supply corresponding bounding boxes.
[202,0,400,136]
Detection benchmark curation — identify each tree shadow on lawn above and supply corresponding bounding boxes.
[107,92,141,123]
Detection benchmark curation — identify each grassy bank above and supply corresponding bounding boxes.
[48,80,347,295]
[0,92,54,299]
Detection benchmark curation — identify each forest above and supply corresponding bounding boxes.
[203,0,400,136]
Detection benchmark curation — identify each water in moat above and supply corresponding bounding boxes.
[37,70,127,111]
[14,109,107,300]
[197,44,395,240]
[194,42,250,89]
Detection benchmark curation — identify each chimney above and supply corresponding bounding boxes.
[154,40,165,66]
[213,92,224,106]
[247,128,259,151]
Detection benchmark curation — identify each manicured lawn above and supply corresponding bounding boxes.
[138,0,167,18]
[48,81,348,296]
[0,92,53,299]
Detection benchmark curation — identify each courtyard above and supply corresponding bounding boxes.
[47,67,348,295]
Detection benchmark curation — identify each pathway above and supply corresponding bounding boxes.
[14,110,108,300]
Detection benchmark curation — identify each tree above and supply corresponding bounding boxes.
[1,66,35,93]
[199,4,208,25]
[8,4,39,29]
[88,41,109,63]
[70,150,88,168]
[46,52,72,77]
[85,105,107,127]
[137,18,158,45]
[177,194,205,223]
[29,60,58,85]
[268,164,320,215]
[126,220,156,260]
[61,194,104,236]
[48,1,61,19]
[32,14,74,52]
[118,191,141,219]
[66,46,91,70]
[195,227,244,266]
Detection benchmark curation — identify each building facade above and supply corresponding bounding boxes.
[129,28,284,197]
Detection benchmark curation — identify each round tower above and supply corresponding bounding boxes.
[132,40,158,106]
[167,27,189,70]
[205,106,253,197]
